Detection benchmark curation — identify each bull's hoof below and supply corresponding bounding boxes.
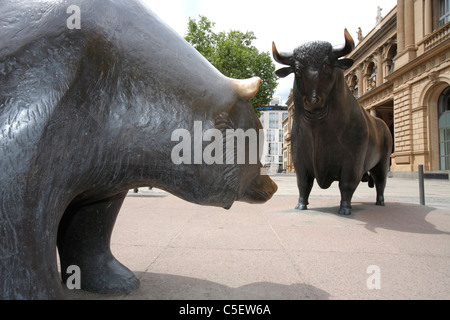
[81,258,140,294]
[376,196,385,206]
[295,203,308,210]
[338,207,351,215]
[338,205,352,216]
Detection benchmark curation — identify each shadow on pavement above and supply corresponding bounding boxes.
[311,201,450,235]
[65,272,330,300]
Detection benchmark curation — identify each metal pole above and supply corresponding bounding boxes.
[419,165,425,206]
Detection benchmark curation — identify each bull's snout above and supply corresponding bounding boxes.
[239,174,278,204]
[304,95,322,109]
[302,91,328,119]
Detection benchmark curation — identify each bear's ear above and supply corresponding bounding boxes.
[275,66,294,78]
[230,77,261,100]
[335,58,354,70]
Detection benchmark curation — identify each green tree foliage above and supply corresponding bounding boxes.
[185,15,278,115]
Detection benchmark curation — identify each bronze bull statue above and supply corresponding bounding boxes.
[273,29,392,216]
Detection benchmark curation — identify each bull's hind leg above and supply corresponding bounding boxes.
[370,160,390,206]
[57,192,139,294]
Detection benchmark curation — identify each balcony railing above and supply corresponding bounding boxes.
[423,22,450,52]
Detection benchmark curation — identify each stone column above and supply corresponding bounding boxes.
[376,48,384,87]
[357,66,364,96]
[404,0,415,50]
[424,0,433,36]
[397,0,405,52]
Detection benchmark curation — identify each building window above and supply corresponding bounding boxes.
[439,0,450,27]
[282,112,288,122]
[365,62,376,91]
[269,113,278,129]
[438,86,450,170]
[387,45,397,75]
[269,143,278,156]
[266,129,275,142]
[370,63,376,85]
[351,75,359,98]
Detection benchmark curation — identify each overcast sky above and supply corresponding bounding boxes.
[141,0,397,104]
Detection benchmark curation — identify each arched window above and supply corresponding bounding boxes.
[366,62,376,91]
[438,86,450,170]
[370,64,376,81]
[386,45,397,75]
[354,75,359,98]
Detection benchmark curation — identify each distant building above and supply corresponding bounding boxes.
[269,96,283,106]
[258,98,288,174]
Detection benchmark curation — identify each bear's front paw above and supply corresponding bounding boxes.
[80,257,140,294]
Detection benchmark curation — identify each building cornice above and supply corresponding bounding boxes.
[357,81,393,107]
[347,7,397,63]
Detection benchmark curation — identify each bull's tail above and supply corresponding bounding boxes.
[361,172,375,188]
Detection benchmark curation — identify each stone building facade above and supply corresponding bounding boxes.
[282,90,294,172]
[283,0,450,174]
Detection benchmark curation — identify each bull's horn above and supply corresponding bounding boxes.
[231,77,261,100]
[272,42,294,66]
[333,29,355,58]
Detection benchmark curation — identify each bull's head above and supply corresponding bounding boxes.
[273,29,355,119]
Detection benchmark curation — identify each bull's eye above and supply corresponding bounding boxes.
[295,60,306,74]
[321,63,333,76]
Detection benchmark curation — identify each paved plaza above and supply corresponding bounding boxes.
[67,174,450,300]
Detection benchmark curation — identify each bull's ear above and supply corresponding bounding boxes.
[275,66,294,78]
[335,58,354,70]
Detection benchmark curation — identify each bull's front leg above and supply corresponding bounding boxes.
[295,172,314,211]
[338,179,360,215]
[57,192,139,294]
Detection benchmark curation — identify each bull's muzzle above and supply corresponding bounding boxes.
[239,174,278,204]
[303,95,323,109]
